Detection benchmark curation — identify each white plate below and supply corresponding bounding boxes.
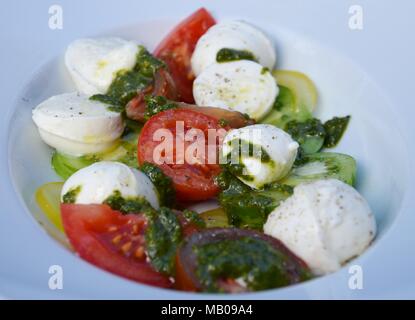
[1,0,415,299]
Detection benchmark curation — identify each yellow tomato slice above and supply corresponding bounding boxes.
[35,182,64,232]
[200,208,229,228]
[273,70,318,112]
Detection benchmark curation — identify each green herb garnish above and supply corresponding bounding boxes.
[216,48,257,63]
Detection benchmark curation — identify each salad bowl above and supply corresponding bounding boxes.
[1,0,415,299]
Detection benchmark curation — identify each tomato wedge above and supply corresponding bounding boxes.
[126,68,178,122]
[61,204,172,288]
[154,8,216,103]
[138,108,227,202]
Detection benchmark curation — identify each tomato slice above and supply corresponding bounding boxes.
[138,108,227,202]
[61,204,172,288]
[175,228,311,292]
[154,8,216,103]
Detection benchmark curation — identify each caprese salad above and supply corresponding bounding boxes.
[32,8,376,293]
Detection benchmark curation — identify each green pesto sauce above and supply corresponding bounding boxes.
[140,162,175,207]
[144,207,182,275]
[242,113,252,120]
[216,48,257,63]
[214,169,251,194]
[103,190,152,214]
[90,46,165,111]
[226,139,271,163]
[262,182,293,195]
[323,116,351,148]
[285,116,350,161]
[215,170,292,230]
[62,186,82,204]
[219,191,275,229]
[285,118,326,155]
[218,118,229,127]
[183,209,206,229]
[194,236,307,292]
[103,190,182,276]
[123,117,143,135]
[89,94,123,112]
[143,95,177,120]
[261,67,270,75]
[225,139,272,182]
[273,85,295,111]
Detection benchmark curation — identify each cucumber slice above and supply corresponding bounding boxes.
[51,131,140,180]
[200,208,229,228]
[35,182,64,232]
[261,70,318,128]
[300,136,325,154]
[51,152,95,180]
[100,140,139,169]
[281,152,356,186]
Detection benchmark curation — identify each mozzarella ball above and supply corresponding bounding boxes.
[264,179,376,275]
[191,20,276,76]
[193,60,278,120]
[222,124,298,189]
[32,92,124,156]
[61,161,159,209]
[65,37,139,95]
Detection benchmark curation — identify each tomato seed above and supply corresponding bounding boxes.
[121,241,132,254]
[112,234,122,245]
[134,246,145,259]
[132,224,139,235]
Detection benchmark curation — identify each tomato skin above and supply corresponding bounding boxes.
[61,204,172,288]
[154,8,216,103]
[175,211,201,237]
[138,108,226,202]
[175,252,198,291]
[177,103,255,128]
[126,69,178,122]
